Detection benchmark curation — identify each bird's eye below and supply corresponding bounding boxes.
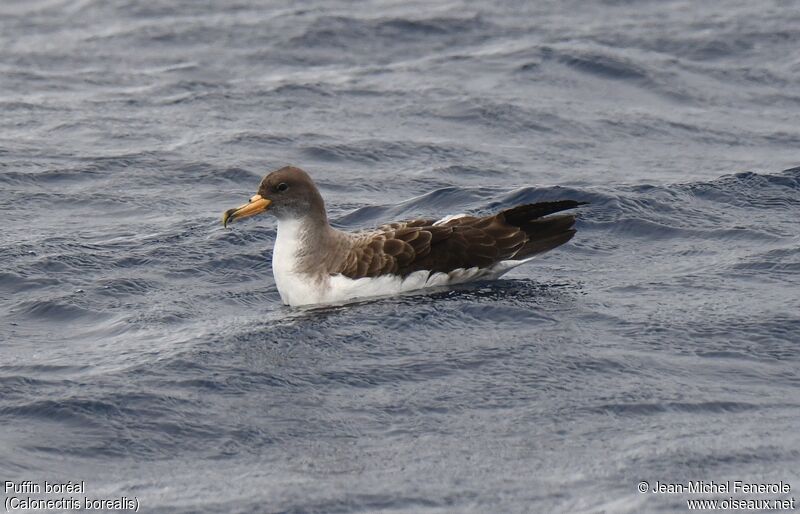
[276,182,289,192]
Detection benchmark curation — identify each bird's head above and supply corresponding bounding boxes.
[222,166,325,227]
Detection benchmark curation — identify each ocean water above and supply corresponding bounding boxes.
[1,0,799,512]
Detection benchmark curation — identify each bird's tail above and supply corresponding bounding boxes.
[500,200,588,259]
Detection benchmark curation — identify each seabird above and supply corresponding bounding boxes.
[223,166,586,307]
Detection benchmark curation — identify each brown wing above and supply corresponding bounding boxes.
[337,223,449,278]
[335,200,586,279]
[336,218,525,279]
[376,219,437,231]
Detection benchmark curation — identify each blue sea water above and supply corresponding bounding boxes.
[1,0,799,512]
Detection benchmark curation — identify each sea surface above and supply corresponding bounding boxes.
[1,1,799,512]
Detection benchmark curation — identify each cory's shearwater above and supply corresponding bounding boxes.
[222,166,586,306]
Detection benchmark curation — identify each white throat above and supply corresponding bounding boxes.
[272,217,320,305]
[273,217,305,275]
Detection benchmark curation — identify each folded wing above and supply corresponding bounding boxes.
[336,200,586,279]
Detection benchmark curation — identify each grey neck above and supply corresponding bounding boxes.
[276,212,347,276]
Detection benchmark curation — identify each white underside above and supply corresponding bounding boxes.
[272,215,535,307]
[276,260,535,307]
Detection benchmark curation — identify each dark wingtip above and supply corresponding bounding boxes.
[563,200,589,207]
[501,200,589,226]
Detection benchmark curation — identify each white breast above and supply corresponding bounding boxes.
[272,218,326,306]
